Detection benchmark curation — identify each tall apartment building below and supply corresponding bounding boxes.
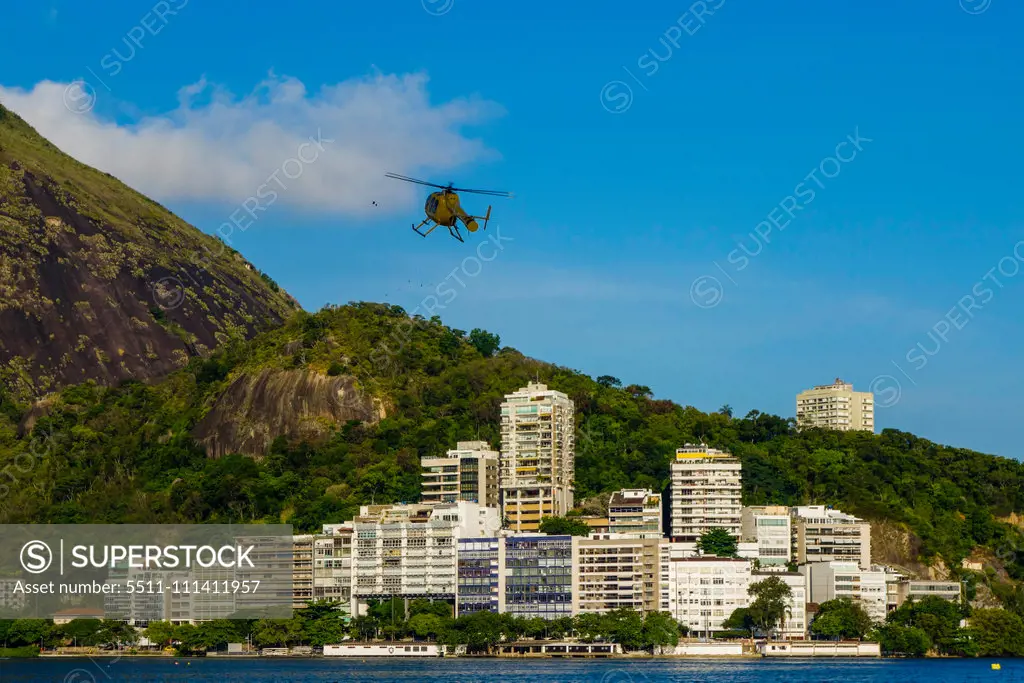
[421,441,500,507]
[796,378,875,432]
[456,537,502,616]
[574,536,669,615]
[669,444,742,542]
[792,505,872,569]
[292,534,315,609]
[741,506,793,569]
[499,382,575,532]
[313,525,354,614]
[608,489,663,539]
[347,501,499,615]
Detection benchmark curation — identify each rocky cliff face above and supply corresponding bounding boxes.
[192,368,384,458]
[0,103,299,400]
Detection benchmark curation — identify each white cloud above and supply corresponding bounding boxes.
[0,72,503,216]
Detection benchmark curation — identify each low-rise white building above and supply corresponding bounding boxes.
[666,555,752,637]
[666,548,808,638]
[800,561,901,623]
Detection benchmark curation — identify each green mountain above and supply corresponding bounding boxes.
[1,303,1022,613]
[0,103,298,400]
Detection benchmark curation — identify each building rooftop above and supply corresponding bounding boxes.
[609,489,659,506]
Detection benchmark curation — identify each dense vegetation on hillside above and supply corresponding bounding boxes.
[1,303,1024,611]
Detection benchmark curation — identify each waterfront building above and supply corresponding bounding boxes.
[499,383,575,531]
[665,555,752,636]
[504,534,575,619]
[313,525,354,615]
[348,501,500,615]
[573,536,669,615]
[456,537,501,616]
[800,561,900,623]
[455,534,574,619]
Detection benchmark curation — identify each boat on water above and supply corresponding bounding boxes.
[323,643,442,657]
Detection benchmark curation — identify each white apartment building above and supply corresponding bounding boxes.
[347,501,500,615]
[666,556,752,636]
[608,489,663,539]
[499,382,575,531]
[665,551,808,638]
[573,536,669,615]
[792,506,872,569]
[741,506,793,569]
[800,561,901,623]
[314,526,354,614]
[894,579,962,606]
[421,441,500,507]
[796,378,875,432]
[669,444,742,542]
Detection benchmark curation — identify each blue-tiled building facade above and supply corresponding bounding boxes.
[456,537,500,615]
[504,535,573,619]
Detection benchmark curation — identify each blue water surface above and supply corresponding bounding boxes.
[0,657,1021,683]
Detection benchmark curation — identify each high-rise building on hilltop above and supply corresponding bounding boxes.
[499,382,575,531]
[796,378,875,432]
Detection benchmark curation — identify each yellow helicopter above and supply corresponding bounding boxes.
[385,172,512,243]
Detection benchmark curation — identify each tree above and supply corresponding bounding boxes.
[606,608,644,651]
[95,619,138,648]
[887,596,966,655]
[467,329,501,357]
[641,611,684,652]
[969,608,1024,657]
[718,404,733,417]
[872,624,931,656]
[810,598,873,640]
[408,614,445,640]
[695,528,738,557]
[747,576,793,637]
[538,516,591,536]
[596,376,621,388]
[60,619,103,646]
[142,621,176,649]
[723,608,755,638]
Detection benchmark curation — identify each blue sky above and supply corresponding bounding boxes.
[3,1,1024,458]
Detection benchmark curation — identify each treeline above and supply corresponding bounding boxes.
[0,617,136,650]
[0,601,685,656]
[1,303,1023,609]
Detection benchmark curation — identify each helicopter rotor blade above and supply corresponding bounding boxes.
[384,172,450,190]
[449,186,514,198]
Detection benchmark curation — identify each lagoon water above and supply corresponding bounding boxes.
[1,658,1022,683]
